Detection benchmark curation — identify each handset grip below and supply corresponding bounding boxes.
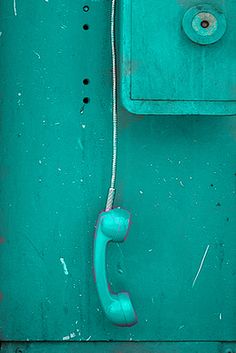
[94,208,137,326]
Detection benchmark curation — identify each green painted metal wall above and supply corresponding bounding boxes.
[1,342,236,353]
[0,0,235,346]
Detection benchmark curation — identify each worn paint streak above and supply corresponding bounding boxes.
[60,257,69,275]
[192,245,210,288]
[13,0,17,16]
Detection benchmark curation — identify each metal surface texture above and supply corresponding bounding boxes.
[1,342,236,353]
[120,0,236,115]
[0,0,235,348]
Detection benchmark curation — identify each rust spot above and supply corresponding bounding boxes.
[0,237,5,244]
[0,292,3,301]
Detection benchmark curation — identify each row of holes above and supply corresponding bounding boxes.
[83,5,90,104]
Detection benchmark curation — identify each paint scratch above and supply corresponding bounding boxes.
[13,0,17,16]
[116,243,124,259]
[192,244,210,288]
[80,105,85,114]
[60,257,69,275]
[33,50,41,59]
[78,138,84,151]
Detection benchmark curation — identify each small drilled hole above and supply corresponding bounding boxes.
[83,97,90,104]
[201,20,209,28]
[83,24,89,30]
[83,5,89,12]
[83,78,90,85]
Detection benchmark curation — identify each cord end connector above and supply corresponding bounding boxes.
[105,187,116,211]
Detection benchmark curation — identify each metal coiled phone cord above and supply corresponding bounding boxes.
[105,0,118,211]
[94,0,137,327]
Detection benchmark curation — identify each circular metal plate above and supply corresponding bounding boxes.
[182,5,226,45]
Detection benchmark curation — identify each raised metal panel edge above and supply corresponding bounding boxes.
[119,0,236,116]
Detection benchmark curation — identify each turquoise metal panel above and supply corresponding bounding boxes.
[120,0,236,115]
[0,0,235,344]
[1,342,236,353]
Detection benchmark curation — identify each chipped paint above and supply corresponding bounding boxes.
[60,257,69,276]
[33,51,41,59]
[62,332,76,341]
[62,335,70,341]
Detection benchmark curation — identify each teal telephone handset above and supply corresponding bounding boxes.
[94,208,137,326]
[93,0,137,327]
